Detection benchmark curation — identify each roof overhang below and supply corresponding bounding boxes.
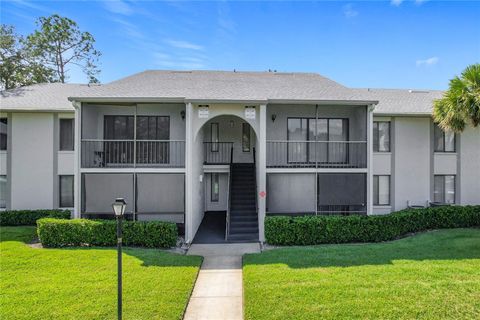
[0,108,74,113]
[69,96,378,106]
[68,96,185,103]
[373,112,432,117]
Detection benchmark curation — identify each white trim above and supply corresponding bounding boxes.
[80,168,185,174]
[203,165,230,173]
[73,102,81,219]
[366,105,374,215]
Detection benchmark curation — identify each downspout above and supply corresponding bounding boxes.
[315,104,318,215]
[133,104,137,221]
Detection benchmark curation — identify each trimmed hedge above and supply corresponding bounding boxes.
[265,205,480,246]
[37,218,178,248]
[0,209,71,226]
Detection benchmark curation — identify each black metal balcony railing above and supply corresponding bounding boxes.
[81,140,185,168]
[267,141,367,168]
[203,142,234,164]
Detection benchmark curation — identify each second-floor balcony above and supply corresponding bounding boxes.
[81,139,185,168]
[267,140,367,168]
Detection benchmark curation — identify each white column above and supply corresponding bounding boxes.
[73,102,81,219]
[184,102,194,243]
[258,104,267,242]
[366,104,374,215]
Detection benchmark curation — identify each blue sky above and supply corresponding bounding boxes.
[2,0,479,89]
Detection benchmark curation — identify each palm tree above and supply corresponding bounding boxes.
[433,63,480,133]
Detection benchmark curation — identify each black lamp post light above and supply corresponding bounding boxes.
[112,198,127,320]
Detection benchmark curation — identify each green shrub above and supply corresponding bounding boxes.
[0,209,71,226]
[37,218,178,248]
[265,206,480,246]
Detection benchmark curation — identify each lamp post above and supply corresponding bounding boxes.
[112,198,127,320]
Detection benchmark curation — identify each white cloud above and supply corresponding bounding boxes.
[343,4,358,18]
[165,39,204,51]
[10,0,50,13]
[103,0,133,16]
[391,0,428,6]
[153,52,205,69]
[416,56,439,67]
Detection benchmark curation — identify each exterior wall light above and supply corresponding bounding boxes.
[180,110,186,120]
[271,114,277,122]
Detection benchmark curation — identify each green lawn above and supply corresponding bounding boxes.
[244,228,480,320]
[0,226,202,320]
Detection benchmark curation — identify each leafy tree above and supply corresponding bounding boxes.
[0,24,53,90]
[433,64,480,132]
[26,14,101,83]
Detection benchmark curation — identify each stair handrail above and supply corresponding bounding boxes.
[253,147,258,213]
[225,145,234,241]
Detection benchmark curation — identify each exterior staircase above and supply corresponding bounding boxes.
[227,163,259,242]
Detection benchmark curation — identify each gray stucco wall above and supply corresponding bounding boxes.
[10,113,55,209]
[205,172,229,211]
[393,117,431,210]
[81,103,185,140]
[203,115,256,163]
[460,126,480,205]
[266,104,367,141]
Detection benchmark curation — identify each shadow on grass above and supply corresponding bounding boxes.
[0,226,201,268]
[244,228,480,268]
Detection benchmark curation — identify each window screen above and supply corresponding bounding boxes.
[59,175,74,208]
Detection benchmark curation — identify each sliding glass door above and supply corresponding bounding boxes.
[136,116,170,165]
[103,115,170,166]
[104,116,134,165]
[288,118,348,164]
[287,118,308,163]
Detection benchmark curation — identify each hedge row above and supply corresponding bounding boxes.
[0,209,71,226]
[265,205,480,246]
[37,218,178,248]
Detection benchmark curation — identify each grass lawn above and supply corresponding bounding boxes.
[244,228,480,320]
[0,226,202,320]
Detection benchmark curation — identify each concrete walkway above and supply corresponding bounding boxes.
[184,243,261,320]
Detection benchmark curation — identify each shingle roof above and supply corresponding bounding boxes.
[0,71,445,115]
[354,88,444,115]
[0,83,97,112]
[69,70,374,103]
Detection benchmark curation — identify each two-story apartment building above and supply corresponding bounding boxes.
[1,70,479,244]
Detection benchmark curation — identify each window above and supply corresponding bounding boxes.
[211,123,219,152]
[373,121,390,152]
[59,175,74,208]
[242,123,250,152]
[0,118,7,150]
[373,175,390,206]
[136,116,170,164]
[0,175,6,208]
[434,175,455,204]
[287,118,349,163]
[59,119,74,151]
[136,116,169,140]
[104,116,134,139]
[211,173,219,202]
[434,124,455,152]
